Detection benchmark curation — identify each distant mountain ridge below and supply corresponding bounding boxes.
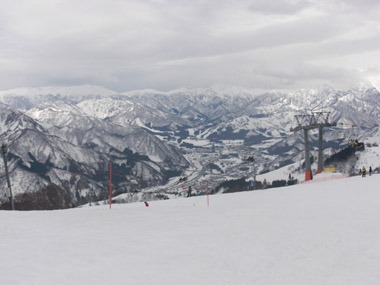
[0,106,188,209]
[1,84,380,209]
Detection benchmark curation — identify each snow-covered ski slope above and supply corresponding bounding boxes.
[1,174,380,285]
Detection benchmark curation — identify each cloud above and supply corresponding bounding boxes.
[248,0,312,15]
[0,0,379,91]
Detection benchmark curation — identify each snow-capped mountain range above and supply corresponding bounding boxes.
[1,84,380,209]
[0,104,188,209]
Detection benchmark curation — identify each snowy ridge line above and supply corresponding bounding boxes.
[1,170,125,178]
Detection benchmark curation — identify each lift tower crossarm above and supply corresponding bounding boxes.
[291,112,336,131]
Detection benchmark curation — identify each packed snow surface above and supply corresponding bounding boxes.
[1,174,380,284]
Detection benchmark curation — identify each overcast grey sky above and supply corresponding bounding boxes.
[0,0,379,91]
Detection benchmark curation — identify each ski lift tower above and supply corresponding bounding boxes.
[290,112,336,181]
[1,143,15,210]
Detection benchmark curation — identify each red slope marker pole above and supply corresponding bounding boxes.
[109,162,112,209]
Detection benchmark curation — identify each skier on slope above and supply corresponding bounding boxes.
[362,166,366,177]
[187,186,192,197]
[369,166,372,176]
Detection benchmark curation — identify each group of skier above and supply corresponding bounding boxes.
[360,166,372,177]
